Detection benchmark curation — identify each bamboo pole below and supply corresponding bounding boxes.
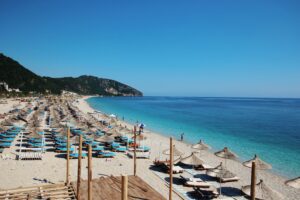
[88,145,92,200]
[133,126,137,176]
[169,137,173,200]
[77,135,83,200]
[250,162,256,200]
[66,127,70,185]
[121,175,128,200]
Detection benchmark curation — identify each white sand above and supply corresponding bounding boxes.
[0,96,299,200]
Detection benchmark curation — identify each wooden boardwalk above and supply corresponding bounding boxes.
[72,175,166,200]
[0,184,76,200]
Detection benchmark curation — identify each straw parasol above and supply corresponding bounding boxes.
[243,154,272,170]
[180,152,204,166]
[192,139,211,151]
[285,177,300,189]
[163,146,184,157]
[242,180,283,200]
[215,147,238,160]
[215,147,238,168]
[95,135,115,143]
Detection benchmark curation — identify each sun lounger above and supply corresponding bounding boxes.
[92,146,104,151]
[18,152,43,160]
[180,175,211,188]
[113,146,127,152]
[194,186,219,199]
[70,153,87,159]
[171,166,184,174]
[97,151,116,158]
[55,147,75,153]
[153,159,170,166]
[195,163,214,170]
[0,138,14,142]
[0,142,12,148]
[127,151,150,159]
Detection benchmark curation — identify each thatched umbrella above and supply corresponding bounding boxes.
[163,146,184,157]
[242,180,283,200]
[95,135,115,143]
[1,119,14,126]
[27,128,43,139]
[285,177,300,189]
[215,147,238,168]
[243,154,272,170]
[180,152,204,166]
[192,139,211,151]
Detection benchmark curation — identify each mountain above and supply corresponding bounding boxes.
[0,53,143,96]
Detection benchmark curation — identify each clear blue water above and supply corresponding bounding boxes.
[87,96,300,178]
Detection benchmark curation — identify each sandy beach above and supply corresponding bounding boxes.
[0,96,299,200]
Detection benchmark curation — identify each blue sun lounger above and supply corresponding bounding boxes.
[92,146,104,151]
[70,153,87,158]
[97,151,116,158]
[56,146,75,152]
[0,138,14,142]
[113,146,127,152]
[0,142,12,148]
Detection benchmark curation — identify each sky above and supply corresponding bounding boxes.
[0,0,300,97]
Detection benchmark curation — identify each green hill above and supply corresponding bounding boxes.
[0,53,142,96]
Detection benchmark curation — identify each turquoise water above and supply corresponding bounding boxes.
[87,96,300,178]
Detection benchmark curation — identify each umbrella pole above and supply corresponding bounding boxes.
[250,162,256,200]
[169,137,173,200]
[133,126,137,176]
[66,127,70,185]
[88,145,92,200]
[77,135,83,200]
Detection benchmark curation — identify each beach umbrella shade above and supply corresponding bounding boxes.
[163,146,184,157]
[95,135,115,143]
[192,139,211,151]
[243,154,272,170]
[180,152,204,166]
[215,147,238,168]
[285,177,300,189]
[242,180,283,200]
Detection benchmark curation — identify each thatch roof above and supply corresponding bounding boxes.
[192,139,211,150]
[215,147,238,160]
[242,180,283,200]
[163,146,184,157]
[285,177,300,189]
[243,154,272,170]
[179,152,204,166]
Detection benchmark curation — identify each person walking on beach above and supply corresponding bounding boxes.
[180,133,184,141]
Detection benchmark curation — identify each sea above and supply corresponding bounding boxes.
[86,96,300,178]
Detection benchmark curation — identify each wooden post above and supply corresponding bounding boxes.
[88,145,92,200]
[66,127,70,185]
[133,126,137,176]
[121,175,128,200]
[169,137,173,200]
[77,135,83,200]
[250,162,256,200]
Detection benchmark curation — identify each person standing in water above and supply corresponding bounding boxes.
[180,133,184,141]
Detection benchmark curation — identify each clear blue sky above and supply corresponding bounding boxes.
[1,0,299,97]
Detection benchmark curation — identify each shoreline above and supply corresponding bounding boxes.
[79,95,300,199]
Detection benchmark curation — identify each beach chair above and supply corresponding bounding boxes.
[180,175,211,188]
[69,152,87,159]
[195,163,214,170]
[113,146,127,152]
[97,151,116,158]
[194,186,219,199]
[0,142,12,148]
[92,146,104,151]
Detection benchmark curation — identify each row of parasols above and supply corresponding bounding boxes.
[166,140,299,199]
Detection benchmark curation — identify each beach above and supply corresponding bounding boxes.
[0,96,299,199]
